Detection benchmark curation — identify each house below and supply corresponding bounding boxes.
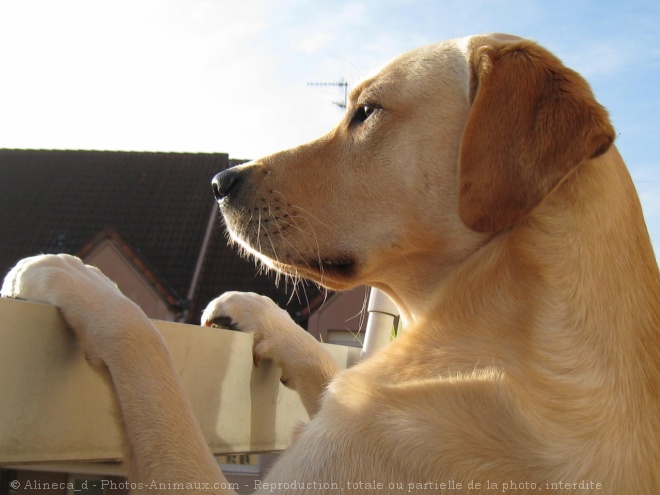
[0,149,327,325]
[0,149,368,494]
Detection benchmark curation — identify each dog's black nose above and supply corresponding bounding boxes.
[212,169,243,201]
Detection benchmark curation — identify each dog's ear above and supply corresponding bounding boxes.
[458,37,615,233]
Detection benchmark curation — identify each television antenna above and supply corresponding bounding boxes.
[307,80,349,109]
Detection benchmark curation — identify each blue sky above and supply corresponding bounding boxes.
[1,0,659,251]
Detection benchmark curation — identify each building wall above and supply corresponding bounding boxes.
[84,240,175,321]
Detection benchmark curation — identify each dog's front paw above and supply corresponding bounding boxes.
[202,292,313,382]
[3,254,115,304]
[2,254,147,365]
[202,291,291,332]
[203,292,339,416]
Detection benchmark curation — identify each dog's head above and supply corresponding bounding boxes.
[213,34,614,292]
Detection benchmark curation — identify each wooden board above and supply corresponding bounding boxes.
[0,298,358,464]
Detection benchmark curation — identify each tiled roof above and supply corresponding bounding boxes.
[0,149,323,324]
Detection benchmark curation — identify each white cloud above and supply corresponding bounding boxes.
[0,0,659,166]
[291,31,336,54]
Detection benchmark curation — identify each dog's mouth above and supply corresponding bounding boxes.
[220,197,362,288]
[309,257,358,279]
[267,254,360,288]
[221,207,360,282]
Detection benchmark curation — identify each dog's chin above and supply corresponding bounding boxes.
[302,257,360,288]
[225,226,361,289]
[270,256,360,290]
[246,248,360,290]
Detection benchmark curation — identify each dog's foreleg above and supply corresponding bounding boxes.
[203,292,339,417]
[2,254,238,494]
[103,322,235,493]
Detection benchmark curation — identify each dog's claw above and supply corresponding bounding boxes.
[209,315,239,331]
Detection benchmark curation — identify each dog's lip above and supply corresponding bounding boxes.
[271,255,359,283]
[223,216,360,283]
[312,257,357,276]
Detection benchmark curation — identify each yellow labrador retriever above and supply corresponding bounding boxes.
[3,33,659,493]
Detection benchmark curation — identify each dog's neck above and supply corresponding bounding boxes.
[515,146,660,361]
[372,236,498,327]
[391,145,660,400]
[383,147,660,346]
[372,146,660,397]
[363,147,660,450]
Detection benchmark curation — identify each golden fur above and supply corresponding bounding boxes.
[3,34,659,493]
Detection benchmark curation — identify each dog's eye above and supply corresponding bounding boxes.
[350,104,377,126]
